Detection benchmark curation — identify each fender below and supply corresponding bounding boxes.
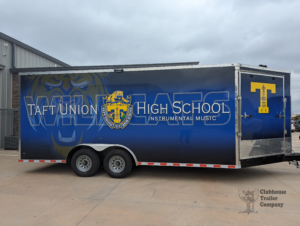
[68,143,139,166]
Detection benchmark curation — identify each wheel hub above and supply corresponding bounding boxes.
[109,156,125,173]
[76,155,92,172]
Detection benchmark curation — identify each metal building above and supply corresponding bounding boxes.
[0,32,70,148]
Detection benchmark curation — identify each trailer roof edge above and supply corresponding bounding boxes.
[17,63,236,75]
[11,62,200,73]
[13,62,291,75]
[239,64,291,73]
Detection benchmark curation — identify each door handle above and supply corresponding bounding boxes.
[276,112,285,118]
[241,112,253,118]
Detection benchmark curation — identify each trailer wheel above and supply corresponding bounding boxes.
[103,149,132,178]
[71,148,100,177]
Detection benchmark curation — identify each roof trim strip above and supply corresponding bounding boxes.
[11,61,199,73]
[12,62,291,75]
[0,32,70,67]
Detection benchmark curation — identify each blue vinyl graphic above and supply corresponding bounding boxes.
[20,68,237,164]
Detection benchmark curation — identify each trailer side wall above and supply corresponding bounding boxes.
[20,67,236,165]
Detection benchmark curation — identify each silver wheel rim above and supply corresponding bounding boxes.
[109,155,125,173]
[76,155,92,172]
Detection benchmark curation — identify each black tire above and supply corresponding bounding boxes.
[71,148,100,177]
[103,149,133,178]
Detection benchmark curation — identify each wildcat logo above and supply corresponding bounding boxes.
[251,82,276,113]
[101,91,133,129]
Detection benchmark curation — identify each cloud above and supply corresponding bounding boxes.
[1,0,300,111]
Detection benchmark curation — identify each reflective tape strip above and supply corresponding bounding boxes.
[18,160,66,163]
[138,162,240,169]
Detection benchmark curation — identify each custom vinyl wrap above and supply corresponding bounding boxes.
[20,66,236,165]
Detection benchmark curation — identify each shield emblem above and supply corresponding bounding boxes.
[102,91,133,129]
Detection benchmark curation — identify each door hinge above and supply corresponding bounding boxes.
[238,133,242,137]
[237,96,242,100]
[285,130,287,134]
[283,98,287,109]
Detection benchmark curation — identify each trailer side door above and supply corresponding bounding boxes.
[240,72,286,159]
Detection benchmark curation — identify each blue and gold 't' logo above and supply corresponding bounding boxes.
[251,82,276,113]
[101,91,133,129]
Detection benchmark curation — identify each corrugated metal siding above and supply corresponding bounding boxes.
[0,38,13,148]
[0,41,64,148]
[16,45,62,68]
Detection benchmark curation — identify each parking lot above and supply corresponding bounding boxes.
[0,133,300,226]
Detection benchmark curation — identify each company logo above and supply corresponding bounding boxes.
[251,82,276,113]
[238,188,286,214]
[238,188,259,214]
[101,91,133,129]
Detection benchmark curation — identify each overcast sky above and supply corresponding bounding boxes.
[1,0,300,112]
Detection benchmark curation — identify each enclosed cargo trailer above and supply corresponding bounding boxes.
[13,62,300,177]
